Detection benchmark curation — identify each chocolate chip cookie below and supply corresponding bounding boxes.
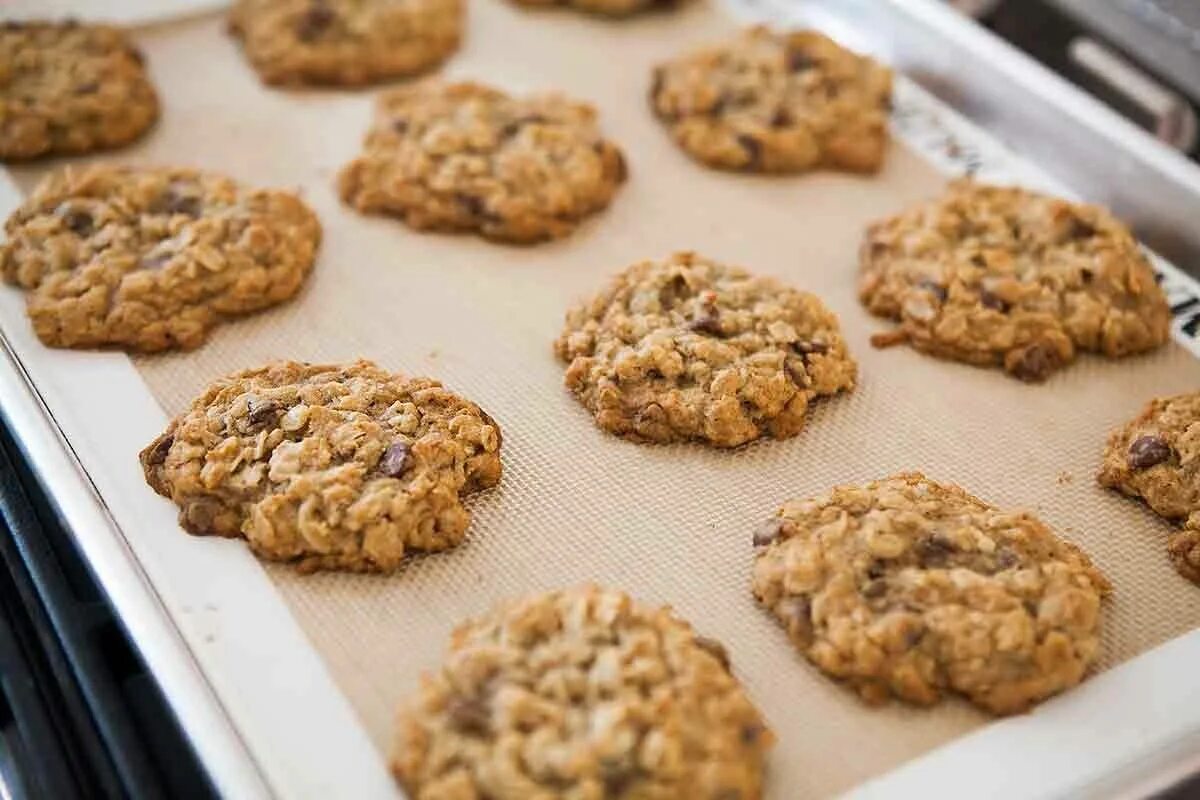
[338,81,627,243]
[859,180,1171,381]
[555,251,856,448]
[650,26,892,173]
[0,165,320,352]
[228,0,462,87]
[0,21,159,161]
[1098,392,1200,584]
[140,360,502,573]
[393,585,772,799]
[752,473,1110,715]
[509,0,685,17]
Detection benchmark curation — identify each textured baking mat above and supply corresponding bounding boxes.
[7,1,1200,796]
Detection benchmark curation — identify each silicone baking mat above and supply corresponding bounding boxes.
[6,1,1200,796]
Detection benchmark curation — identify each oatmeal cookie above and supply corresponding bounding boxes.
[228,0,463,87]
[555,251,856,448]
[0,165,320,352]
[859,180,1171,381]
[752,473,1110,715]
[140,360,502,573]
[509,0,685,17]
[0,21,158,161]
[1097,392,1200,584]
[649,26,892,173]
[338,81,626,243]
[393,585,772,799]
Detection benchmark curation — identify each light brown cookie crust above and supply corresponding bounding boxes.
[0,21,159,161]
[752,473,1110,715]
[1097,391,1200,585]
[555,251,856,448]
[393,585,772,799]
[859,180,1171,381]
[140,360,502,573]
[0,165,320,352]
[338,81,627,243]
[650,26,892,173]
[228,0,463,87]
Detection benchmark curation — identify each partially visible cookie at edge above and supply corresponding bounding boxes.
[1098,391,1200,584]
[0,164,320,352]
[859,180,1171,382]
[752,473,1111,714]
[555,251,856,448]
[228,0,463,87]
[650,26,892,173]
[393,585,772,799]
[0,21,159,160]
[508,0,688,17]
[338,81,627,243]
[139,359,503,572]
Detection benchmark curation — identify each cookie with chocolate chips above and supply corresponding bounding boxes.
[752,473,1111,714]
[650,26,892,173]
[140,360,502,573]
[0,165,320,352]
[338,81,626,243]
[393,585,772,798]
[0,21,159,160]
[228,0,463,87]
[1098,391,1200,584]
[860,181,1171,381]
[555,251,856,447]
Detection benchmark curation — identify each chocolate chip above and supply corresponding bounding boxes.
[787,49,815,72]
[457,193,486,218]
[247,398,279,427]
[862,579,887,598]
[1006,341,1062,382]
[792,340,829,357]
[501,114,548,138]
[737,134,762,169]
[740,723,765,745]
[753,519,784,547]
[446,696,490,737]
[1069,217,1096,241]
[969,253,986,268]
[687,310,723,337]
[979,288,1010,312]
[296,4,336,42]
[1128,435,1172,470]
[866,560,885,580]
[1080,268,1094,284]
[75,81,100,95]
[916,278,947,302]
[392,118,408,135]
[915,534,955,565]
[152,187,202,217]
[771,107,792,128]
[144,433,174,466]
[658,274,689,309]
[59,207,94,236]
[694,636,732,672]
[379,441,411,477]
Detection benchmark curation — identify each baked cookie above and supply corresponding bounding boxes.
[393,585,772,799]
[0,21,158,161]
[508,0,684,17]
[338,81,627,243]
[140,360,502,573]
[555,252,856,448]
[752,473,1110,715]
[228,0,463,87]
[859,181,1171,381]
[650,26,892,173]
[0,165,320,352]
[1097,391,1200,584]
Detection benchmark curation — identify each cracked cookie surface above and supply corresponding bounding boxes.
[393,585,772,799]
[509,0,686,17]
[751,473,1110,714]
[555,251,856,448]
[0,21,159,161]
[650,26,892,173]
[140,359,502,572]
[0,165,320,352]
[859,180,1171,381]
[1098,392,1200,584]
[338,81,627,243]
[228,0,463,87]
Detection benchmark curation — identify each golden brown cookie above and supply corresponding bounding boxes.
[650,26,892,173]
[0,165,320,352]
[0,21,159,160]
[859,181,1171,381]
[393,585,772,799]
[1097,391,1200,584]
[555,251,856,447]
[338,81,627,243]
[140,360,502,572]
[228,0,463,87]
[752,473,1111,714]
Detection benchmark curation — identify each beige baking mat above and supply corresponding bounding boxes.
[9,1,1200,796]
